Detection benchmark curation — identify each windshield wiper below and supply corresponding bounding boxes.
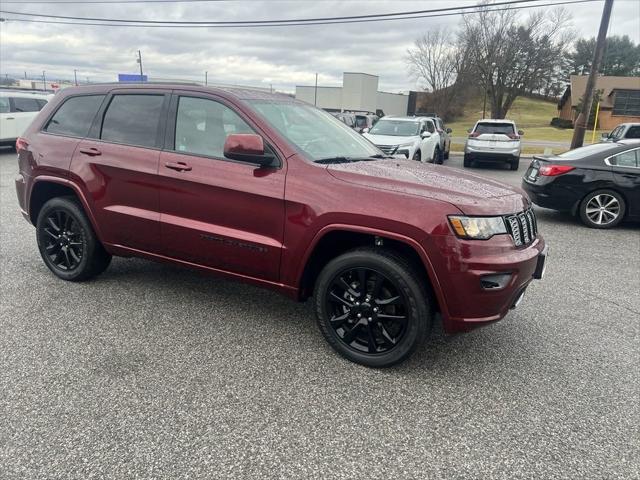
[315,156,357,164]
[315,155,390,164]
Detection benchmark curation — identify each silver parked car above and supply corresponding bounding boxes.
[601,123,640,142]
[464,119,523,170]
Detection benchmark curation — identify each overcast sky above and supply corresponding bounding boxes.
[1,0,639,93]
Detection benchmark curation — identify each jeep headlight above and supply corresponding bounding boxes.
[448,215,507,240]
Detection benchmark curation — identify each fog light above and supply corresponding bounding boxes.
[480,273,512,290]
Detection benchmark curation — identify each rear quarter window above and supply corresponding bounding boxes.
[45,95,106,137]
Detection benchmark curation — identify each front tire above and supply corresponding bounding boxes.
[579,189,625,229]
[463,154,472,168]
[36,197,112,281]
[443,145,450,160]
[412,149,421,161]
[314,248,432,368]
[432,147,442,164]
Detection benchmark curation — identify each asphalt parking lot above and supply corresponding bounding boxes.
[1,149,638,479]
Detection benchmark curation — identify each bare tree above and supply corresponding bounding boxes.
[407,28,458,93]
[459,4,573,118]
[406,27,471,117]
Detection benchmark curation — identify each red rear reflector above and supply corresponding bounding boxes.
[539,164,575,176]
[16,137,29,152]
[468,132,480,138]
[507,133,520,140]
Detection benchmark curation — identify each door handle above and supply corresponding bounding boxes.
[6,117,15,120]
[165,161,192,172]
[79,147,102,156]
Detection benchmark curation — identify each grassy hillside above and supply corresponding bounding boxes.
[446,95,607,148]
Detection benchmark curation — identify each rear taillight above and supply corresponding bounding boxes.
[16,137,29,152]
[468,132,480,138]
[507,133,520,140]
[539,164,575,176]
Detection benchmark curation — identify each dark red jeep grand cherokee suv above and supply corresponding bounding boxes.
[15,84,547,367]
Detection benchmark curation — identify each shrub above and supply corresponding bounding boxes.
[550,117,574,129]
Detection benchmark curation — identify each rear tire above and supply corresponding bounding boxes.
[443,146,450,160]
[578,189,625,229]
[510,157,520,171]
[36,197,112,281]
[314,247,432,368]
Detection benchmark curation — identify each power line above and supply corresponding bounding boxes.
[1,0,231,3]
[0,0,600,28]
[0,0,582,25]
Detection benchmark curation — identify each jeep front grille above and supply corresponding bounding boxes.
[504,208,537,246]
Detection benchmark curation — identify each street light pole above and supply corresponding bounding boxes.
[42,70,46,91]
[314,73,318,106]
[205,71,208,86]
[137,50,144,82]
[570,0,614,149]
[73,69,78,86]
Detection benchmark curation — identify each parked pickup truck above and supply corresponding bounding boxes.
[15,84,547,367]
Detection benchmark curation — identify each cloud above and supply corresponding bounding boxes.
[1,0,638,92]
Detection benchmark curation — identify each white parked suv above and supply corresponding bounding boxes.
[363,116,443,163]
[464,119,523,170]
[0,91,52,147]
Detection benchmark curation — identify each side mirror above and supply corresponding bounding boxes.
[518,130,524,136]
[420,131,431,138]
[467,128,472,134]
[601,132,609,139]
[362,127,370,134]
[224,134,275,167]
[446,128,452,134]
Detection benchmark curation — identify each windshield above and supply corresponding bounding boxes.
[474,123,515,135]
[369,119,420,136]
[248,101,381,161]
[556,143,619,159]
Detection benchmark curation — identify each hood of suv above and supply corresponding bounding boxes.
[327,158,529,215]
[363,133,419,146]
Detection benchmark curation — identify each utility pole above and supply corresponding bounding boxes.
[205,71,208,86]
[73,69,78,86]
[314,73,318,106]
[137,50,144,82]
[570,0,614,149]
[42,70,46,91]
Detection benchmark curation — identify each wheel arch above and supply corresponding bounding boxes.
[29,176,104,240]
[296,225,446,316]
[572,184,630,218]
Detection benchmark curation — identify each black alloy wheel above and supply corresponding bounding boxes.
[314,248,431,367]
[40,209,84,271]
[36,197,112,281]
[325,267,409,355]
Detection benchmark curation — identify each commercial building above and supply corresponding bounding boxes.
[295,72,409,116]
[558,75,640,129]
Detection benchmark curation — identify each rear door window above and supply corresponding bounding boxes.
[12,97,41,113]
[625,126,640,139]
[45,95,105,137]
[0,97,9,113]
[475,123,515,135]
[101,94,165,148]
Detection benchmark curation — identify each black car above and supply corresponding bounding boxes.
[522,141,640,229]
